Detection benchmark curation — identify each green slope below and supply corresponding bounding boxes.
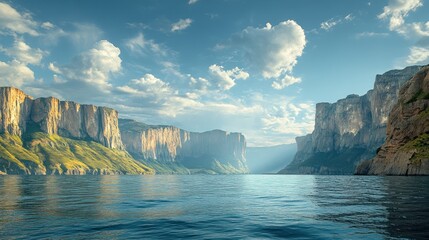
[0,132,154,175]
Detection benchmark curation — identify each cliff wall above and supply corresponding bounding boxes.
[356,65,429,175]
[280,66,421,174]
[0,87,123,149]
[119,119,248,174]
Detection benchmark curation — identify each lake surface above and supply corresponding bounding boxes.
[0,175,428,239]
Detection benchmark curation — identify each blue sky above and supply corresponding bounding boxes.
[0,0,428,146]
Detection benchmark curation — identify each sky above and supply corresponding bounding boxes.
[0,0,428,147]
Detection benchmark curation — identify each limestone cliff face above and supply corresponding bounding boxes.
[0,87,33,136]
[280,66,421,174]
[0,87,123,149]
[119,119,248,174]
[356,65,429,175]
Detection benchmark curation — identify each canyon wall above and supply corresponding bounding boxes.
[356,65,429,175]
[0,87,123,149]
[119,119,248,174]
[280,66,421,174]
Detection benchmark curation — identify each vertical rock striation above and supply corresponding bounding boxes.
[356,65,429,175]
[0,87,123,149]
[280,66,421,174]
[119,119,248,174]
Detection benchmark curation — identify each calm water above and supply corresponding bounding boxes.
[0,175,428,239]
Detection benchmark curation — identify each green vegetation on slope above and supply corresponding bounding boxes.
[0,132,154,175]
[402,133,429,165]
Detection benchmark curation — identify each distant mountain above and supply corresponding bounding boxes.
[279,66,421,175]
[119,119,249,174]
[246,144,296,174]
[356,65,429,175]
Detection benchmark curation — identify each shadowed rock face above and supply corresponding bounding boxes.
[356,65,429,175]
[119,119,248,174]
[280,66,421,174]
[0,87,123,149]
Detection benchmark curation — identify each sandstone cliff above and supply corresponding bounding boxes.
[280,66,421,174]
[0,87,155,175]
[119,119,249,174]
[0,87,123,149]
[356,65,429,175]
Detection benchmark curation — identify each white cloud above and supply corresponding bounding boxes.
[125,32,167,56]
[272,75,301,90]
[321,18,341,30]
[189,75,211,91]
[41,22,54,30]
[406,46,429,64]
[208,64,249,90]
[1,39,45,65]
[262,102,315,136]
[237,21,306,80]
[378,0,422,32]
[378,0,429,66]
[0,60,34,87]
[188,0,199,4]
[120,74,177,97]
[0,2,38,35]
[320,14,354,31]
[50,40,121,88]
[171,18,193,32]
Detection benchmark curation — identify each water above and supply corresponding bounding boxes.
[0,175,428,239]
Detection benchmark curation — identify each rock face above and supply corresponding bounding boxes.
[280,66,421,174]
[0,87,123,149]
[119,119,248,174]
[356,65,429,175]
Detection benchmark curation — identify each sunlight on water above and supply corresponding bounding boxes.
[0,175,428,239]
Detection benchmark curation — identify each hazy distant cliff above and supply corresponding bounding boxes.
[119,119,248,174]
[356,65,429,175]
[280,66,421,174]
[0,87,152,175]
[0,87,123,149]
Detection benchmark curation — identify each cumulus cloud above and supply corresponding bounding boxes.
[1,39,45,65]
[188,0,199,4]
[0,60,34,87]
[272,75,301,90]
[49,40,121,88]
[118,74,176,97]
[406,46,429,64]
[208,64,249,90]
[125,32,167,56]
[171,18,193,32]
[378,0,422,32]
[262,102,315,136]
[378,0,429,64]
[237,21,305,81]
[0,2,38,35]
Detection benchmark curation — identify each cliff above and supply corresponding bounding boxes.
[280,66,421,174]
[0,87,153,175]
[356,65,429,175]
[119,119,249,174]
[0,87,123,149]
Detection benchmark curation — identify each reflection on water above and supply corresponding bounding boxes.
[0,175,428,239]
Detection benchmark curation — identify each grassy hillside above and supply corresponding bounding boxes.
[0,132,154,175]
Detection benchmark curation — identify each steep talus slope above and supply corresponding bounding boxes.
[356,66,429,175]
[280,66,421,174]
[119,119,249,174]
